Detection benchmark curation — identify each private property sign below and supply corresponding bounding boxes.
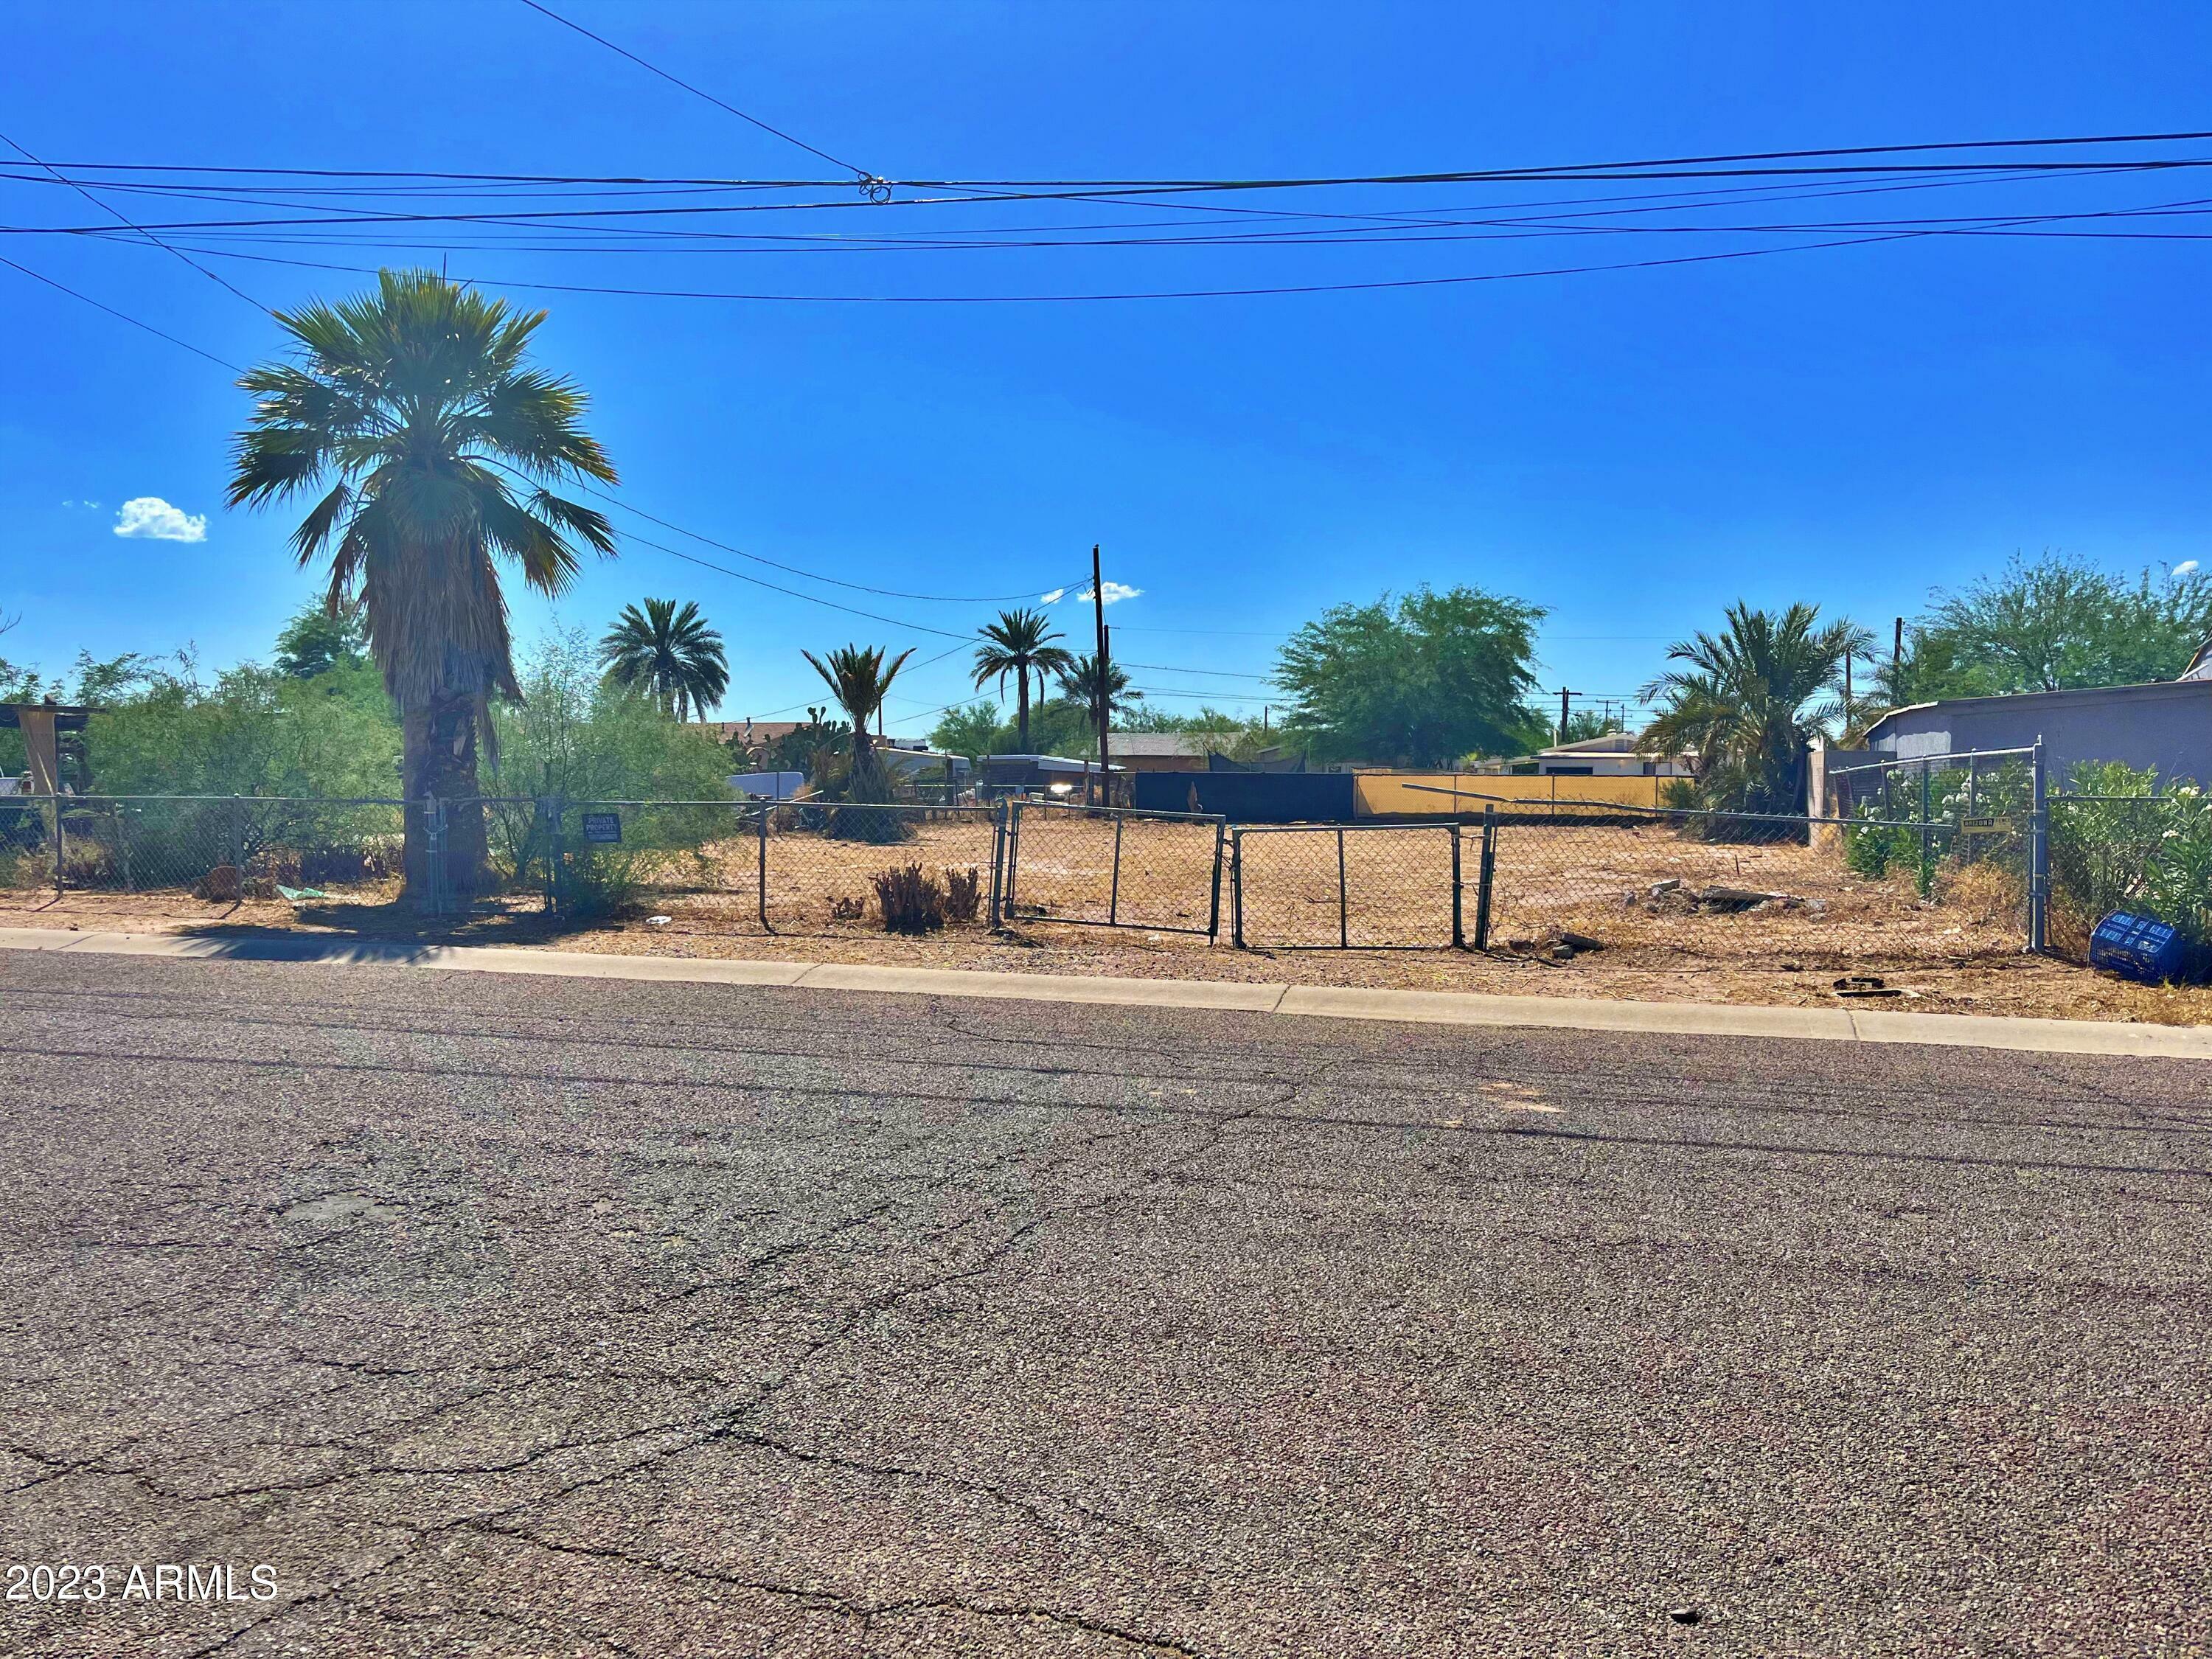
[581,812,622,844]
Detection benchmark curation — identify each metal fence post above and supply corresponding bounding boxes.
[1337,827,1349,949]
[1918,759,1934,899]
[540,794,561,913]
[1450,822,1464,949]
[757,801,774,933]
[1231,829,1245,948]
[1474,804,1497,950]
[229,793,245,874]
[1004,799,1022,920]
[1206,818,1226,942]
[987,796,1008,928]
[50,795,65,893]
[1107,814,1124,927]
[2029,737,2049,953]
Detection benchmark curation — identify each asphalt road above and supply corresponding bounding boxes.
[4,952,2211,1658]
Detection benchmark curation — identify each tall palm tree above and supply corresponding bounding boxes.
[228,269,616,897]
[599,598,729,720]
[1638,602,1861,815]
[1058,653,1140,728]
[973,607,1075,753]
[802,643,914,787]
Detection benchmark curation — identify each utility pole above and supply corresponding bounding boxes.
[1893,616,1905,694]
[1843,651,1853,709]
[1091,544,1111,804]
[1557,686,1575,746]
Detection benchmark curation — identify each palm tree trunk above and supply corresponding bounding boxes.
[1016,669,1032,751]
[400,692,489,901]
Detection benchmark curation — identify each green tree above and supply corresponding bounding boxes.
[227,268,618,897]
[928,700,1004,762]
[1638,602,1857,814]
[598,597,729,721]
[802,644,914,793]
[1906,551,2212,697]
[273,599,369,679]
[1557,706,1624,744]
[1058,653,1140,736]
[1274,586,1545,767]
[972,608,1074,753]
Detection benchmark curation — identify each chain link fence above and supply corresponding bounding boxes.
[0,794,411,906]
[35,753,2212,976]
[1004,800,1225,935]
[761,801,1000,933]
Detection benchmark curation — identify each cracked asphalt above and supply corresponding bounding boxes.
[4,953,2212,1658]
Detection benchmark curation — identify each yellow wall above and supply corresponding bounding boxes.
[1354,772,1666,817]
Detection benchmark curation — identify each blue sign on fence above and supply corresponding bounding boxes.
[581,812,622,845]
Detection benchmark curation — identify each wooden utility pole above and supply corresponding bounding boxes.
[1893,616,1905,692]
[1557,686,1575,746]
[1843,651,1853,709]
[1092,544,1111,804]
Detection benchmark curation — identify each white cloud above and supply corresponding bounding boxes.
[59,498,103,509]
[2175,560,2199,577]
[113,496,207,543]
[1051,581,1142,606]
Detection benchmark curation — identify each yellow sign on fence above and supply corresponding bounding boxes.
[1353,772,1668,818]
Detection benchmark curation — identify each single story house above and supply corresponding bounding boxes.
[1104,731,1215,773]
[1492,733,1695,778]
[1854,677,2212,788]
[1106,732,1307,773]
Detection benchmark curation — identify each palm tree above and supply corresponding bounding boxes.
[599,598,728,720]
[1638,602,1862,815]
[1058,653,1140,729]
[802,643,914,788]
[973,608,1074,753]
[228,269,616,898]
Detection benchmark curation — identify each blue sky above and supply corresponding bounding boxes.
[2,0,2208,737]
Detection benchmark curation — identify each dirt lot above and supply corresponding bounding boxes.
[5,813,2208,1025]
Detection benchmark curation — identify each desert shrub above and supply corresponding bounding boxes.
[2049,761,2163,926]
[872,863,946,934]
[944,866,981,923]
[1843,812,1920,880]
[829,894,866,922]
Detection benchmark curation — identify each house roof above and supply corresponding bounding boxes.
[1107,731,1220,758]
[1862,676,2212,743]
[705,719,808,746]
[1539,733,1640,757]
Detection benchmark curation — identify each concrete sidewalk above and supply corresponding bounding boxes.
[4,923,2208,1060]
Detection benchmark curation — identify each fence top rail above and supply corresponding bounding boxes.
[560,797,754,809]
[1017,799,1227,825]
[1233,818,1458,835]
[46,793,411,807]
[1399,781,1998,832]
[1826,746,2041,779]
[2053,792,2199,804]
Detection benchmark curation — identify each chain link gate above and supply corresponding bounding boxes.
[1230,821,1466,949]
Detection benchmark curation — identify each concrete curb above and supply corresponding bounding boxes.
[5,925,2211,1060]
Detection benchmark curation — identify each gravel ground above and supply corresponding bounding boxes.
[4,951,2212,1657]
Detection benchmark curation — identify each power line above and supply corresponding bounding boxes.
[576,484,1083,604]
[515,0,879,184]
[0,129,271,313]
[0,252,240,369]
[11,125,2212,191]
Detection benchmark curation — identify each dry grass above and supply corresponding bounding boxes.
[7,813,2208,1026]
